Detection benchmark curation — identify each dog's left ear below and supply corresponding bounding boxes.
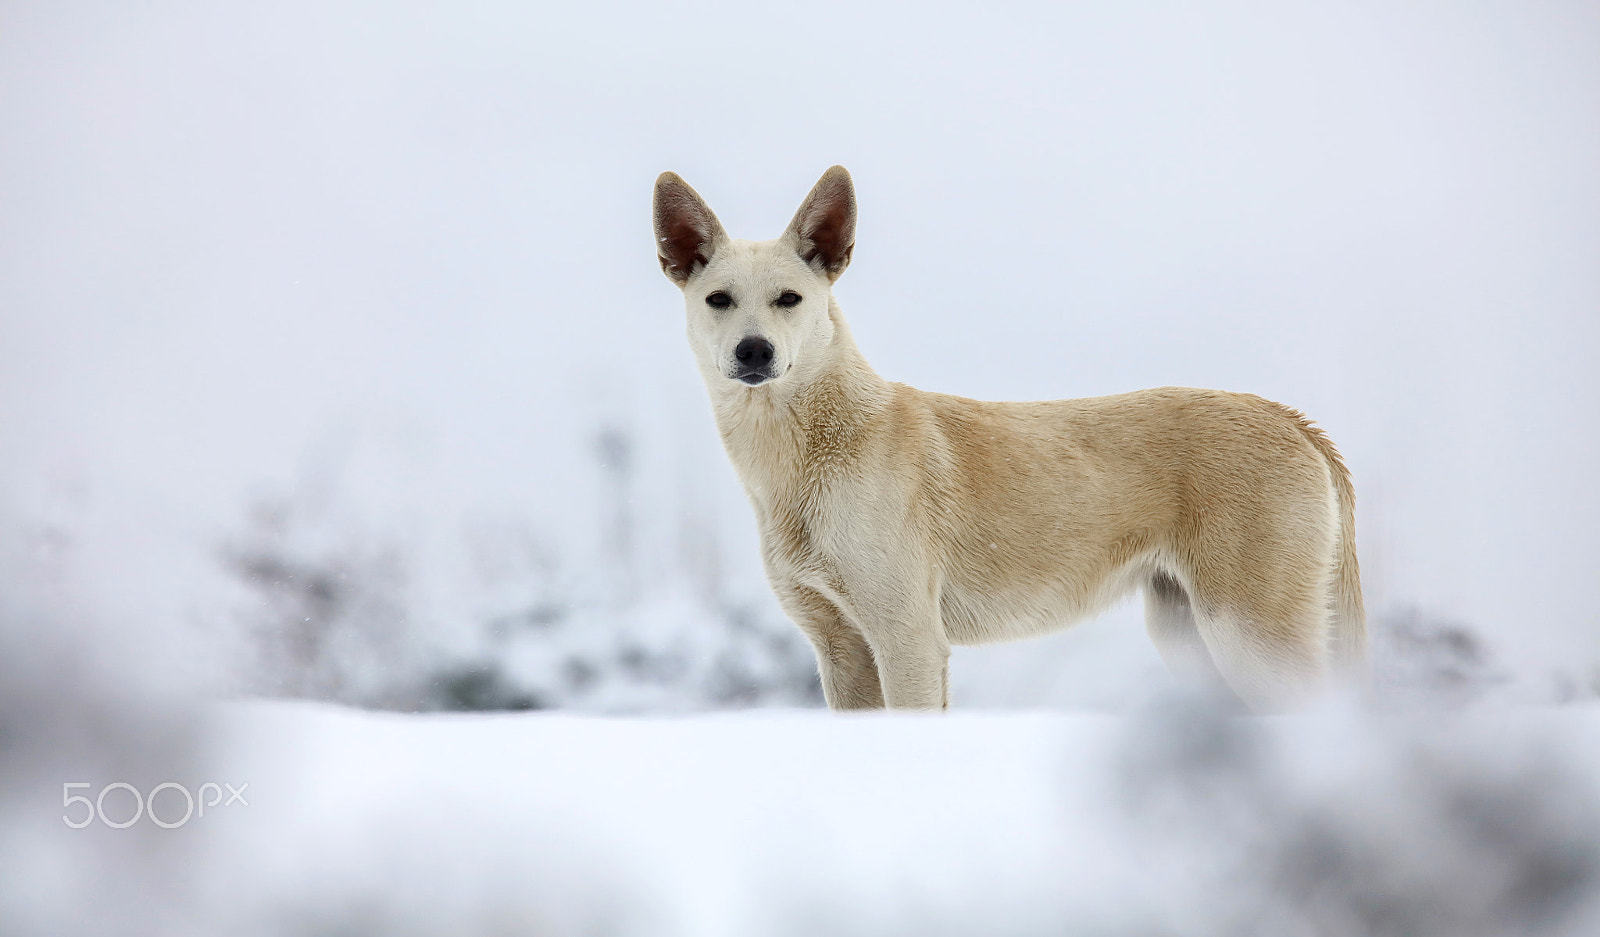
[784,165,856,282]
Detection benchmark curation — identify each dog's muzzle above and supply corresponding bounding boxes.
[731,337,777,385]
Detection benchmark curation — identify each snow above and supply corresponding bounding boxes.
[208,703,1109,935]
[8,693,1600,936]
[0,0,1596,710]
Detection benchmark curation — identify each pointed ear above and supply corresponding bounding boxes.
[653,172,726,287]
[784,165,856,282]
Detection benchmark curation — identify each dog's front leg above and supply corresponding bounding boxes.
[858,607,950,711]
[810,626,886,711]
[775,583,885,710]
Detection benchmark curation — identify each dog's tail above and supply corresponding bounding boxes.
[1282,408,1368,679]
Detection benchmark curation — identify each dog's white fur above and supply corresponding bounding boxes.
[654,166,1365,711]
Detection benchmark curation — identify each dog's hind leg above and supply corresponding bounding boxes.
[1186,580,1330,712]
[1144,570,1231,698]
[778,584,884,710]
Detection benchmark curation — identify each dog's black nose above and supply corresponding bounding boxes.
[734,337,774,368]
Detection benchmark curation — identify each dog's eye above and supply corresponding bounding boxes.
[776,291,802,307]
[706,291,732,309]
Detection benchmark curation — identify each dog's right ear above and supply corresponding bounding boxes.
[653,172,726,287]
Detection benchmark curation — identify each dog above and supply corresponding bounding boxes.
[653,166,1365,711]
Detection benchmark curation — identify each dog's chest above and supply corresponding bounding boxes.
[750,475,883,592]
[721,382,894,591]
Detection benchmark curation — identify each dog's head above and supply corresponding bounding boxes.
[653,166,855,390]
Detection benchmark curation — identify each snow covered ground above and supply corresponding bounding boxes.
[6,677,1600,936]
[1,0,1596,712]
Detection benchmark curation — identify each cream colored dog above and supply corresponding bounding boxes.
[653,166,1365,711]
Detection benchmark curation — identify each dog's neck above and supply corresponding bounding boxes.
[706,303,891,506]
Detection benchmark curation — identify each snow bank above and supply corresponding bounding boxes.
[7,686,1599,936]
